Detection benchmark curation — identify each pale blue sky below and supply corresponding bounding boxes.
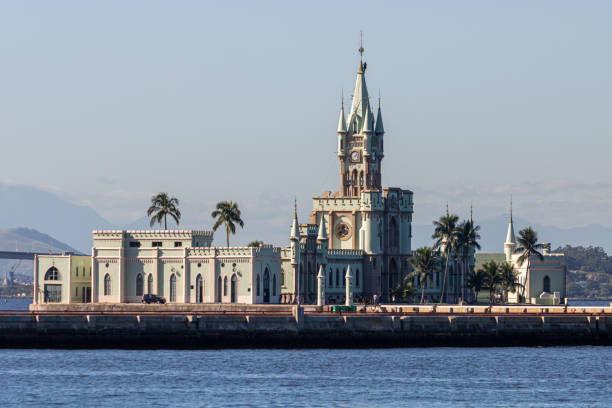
[1,1,611,245]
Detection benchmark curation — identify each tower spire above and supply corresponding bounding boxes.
[510,195,513,223]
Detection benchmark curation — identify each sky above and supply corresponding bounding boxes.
[1,1,612,246]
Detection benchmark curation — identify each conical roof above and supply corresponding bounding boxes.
[375,105,385,134]
[337,104,347,133]
[317,217,328,241]
[346,62,372,134]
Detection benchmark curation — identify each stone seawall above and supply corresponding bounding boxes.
[2,309,612,348]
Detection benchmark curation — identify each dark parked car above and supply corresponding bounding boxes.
[142,294,166,304]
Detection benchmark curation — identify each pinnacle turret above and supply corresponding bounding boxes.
[290,200,300,240]
[317,217,328,241]
[375,105,385,134]
[337,103,347,134]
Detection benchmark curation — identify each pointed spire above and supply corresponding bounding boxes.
[375,100,385,134]
[363,104,373,133]
[317,265,325,279]
[317,216,328,241]
[345,265,352,278]
[505,198,516,245]
[337,94,347,134]
[290,198,300,240]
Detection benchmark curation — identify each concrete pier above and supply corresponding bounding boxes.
[1,304,612,348]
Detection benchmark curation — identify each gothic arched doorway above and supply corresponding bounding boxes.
[216,276,222,303]
[263,268,270,303]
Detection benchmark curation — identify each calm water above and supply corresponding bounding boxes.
[0,347,611,407]
[1,298,612,406]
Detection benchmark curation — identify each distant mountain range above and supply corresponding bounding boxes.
[1,182,612,255]
[0,227,79,282]
[0,183,114,253]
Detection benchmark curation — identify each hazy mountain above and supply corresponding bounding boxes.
[0,227,80,282]
[0,183,115,252]
[413,214,612,254]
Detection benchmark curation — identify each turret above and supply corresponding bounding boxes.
[290,201,301,265]
[317,216,328,264]
[375,105,385,135]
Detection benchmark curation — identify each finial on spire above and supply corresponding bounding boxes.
[359,30,364,61]
[294,197,297,218]
[510,195,513,223]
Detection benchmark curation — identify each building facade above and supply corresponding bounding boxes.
[34,230,284,305]
[476,211,566,304]
[279,54,414,304]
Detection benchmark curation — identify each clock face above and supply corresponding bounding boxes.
[350,151,360,162]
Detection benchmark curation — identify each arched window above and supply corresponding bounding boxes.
[281,269,285,286]
[336,269,340,287]
[329,268,333,287]
[104,273,111,296]
[196,274,203,303]
[170,274,176,302]
[389,217,399,248]
[543,276,551,293]
[359,171,364,186]
[147,274,153,294]
[352,169,358,186]
[136,273,143,297]
[231,274,237,303]
[273,274,277,297]
[223,276,228,297]
[256,274,260,296]
[356,268,360,287]
[45,267,59,281]
[342,268,346,287]
[216,276,222,302]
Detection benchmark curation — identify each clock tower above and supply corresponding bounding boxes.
[337,54,385,197]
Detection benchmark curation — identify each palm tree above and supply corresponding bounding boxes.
[466,269,486,303]
[514,227,545,302]
[432,212,459,303]
[146,193,181,230]
[457,220,481,301]
[211,201,245,247]
[247,240,264,247]
[481,260,501,304]
[409,247,442,304]
[499,262,522,303]
[393,279,418,303]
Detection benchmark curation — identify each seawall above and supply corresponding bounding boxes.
[3,306,612,348]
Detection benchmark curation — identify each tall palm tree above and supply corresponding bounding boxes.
[514,227,545,302]
[457,220,481,302]
[499,262,522,303]
[146,193,181,230]
[480,260,501,304]
[409,247,442,304]
[211,201,245,247]
[432,212,459,303]
[466,269,486,303]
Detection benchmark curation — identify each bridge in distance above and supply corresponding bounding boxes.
[0,251,81,261]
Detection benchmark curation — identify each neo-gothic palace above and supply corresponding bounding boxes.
[279,56,414,304]
[33,52,414,306]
